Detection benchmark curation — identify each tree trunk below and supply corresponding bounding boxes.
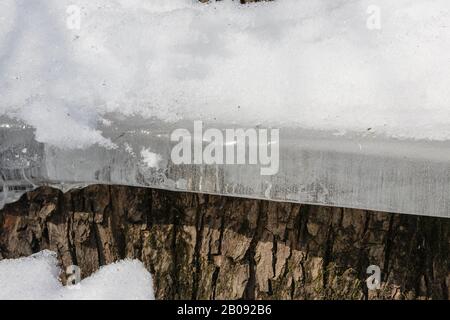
[0,185,448,300]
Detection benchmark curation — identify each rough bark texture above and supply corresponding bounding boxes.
[0,185,449,300]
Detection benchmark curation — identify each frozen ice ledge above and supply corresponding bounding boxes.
[1,115,449,219]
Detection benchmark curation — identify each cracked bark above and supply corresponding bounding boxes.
[0,185,449,300]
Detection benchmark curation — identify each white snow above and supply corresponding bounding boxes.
[0,250,155,300]
[141,147,163,168]
[1,0,450,146]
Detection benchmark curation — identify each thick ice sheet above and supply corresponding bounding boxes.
[0,250,155,300]
[2,1,450,218]
[1,0,450,149]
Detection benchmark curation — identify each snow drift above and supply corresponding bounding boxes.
[1,0,450,148]
[0,250,155,300]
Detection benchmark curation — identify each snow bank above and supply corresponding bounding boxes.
[0,250,155,300]
[1,0,450,147]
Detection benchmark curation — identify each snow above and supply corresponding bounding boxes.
[1,0,450,147]
[0,250,155,300]
[141,147,163,168]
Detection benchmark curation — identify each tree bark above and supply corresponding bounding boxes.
[0,185,449,300]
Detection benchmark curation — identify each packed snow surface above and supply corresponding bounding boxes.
[1,0,450,147]
[0,250,155,300]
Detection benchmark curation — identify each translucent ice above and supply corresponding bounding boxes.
[1,1,450,218]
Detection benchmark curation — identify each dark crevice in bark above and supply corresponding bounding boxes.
[382,213,395,282]
[171,207,180,299]
[243,202,265,299]
[296,205,310,247]
[145,189,153,230]
[359,213,371,300]
[216,206,226,256]
[111,187,125,259]
[192,203,205,300]
[322,217,335,290]
[93,223,105,267]
[271,237,277,290]
[211,266,220,299]
[67,212,78,267]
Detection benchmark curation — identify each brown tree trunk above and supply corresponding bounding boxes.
[0,185,449,300]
